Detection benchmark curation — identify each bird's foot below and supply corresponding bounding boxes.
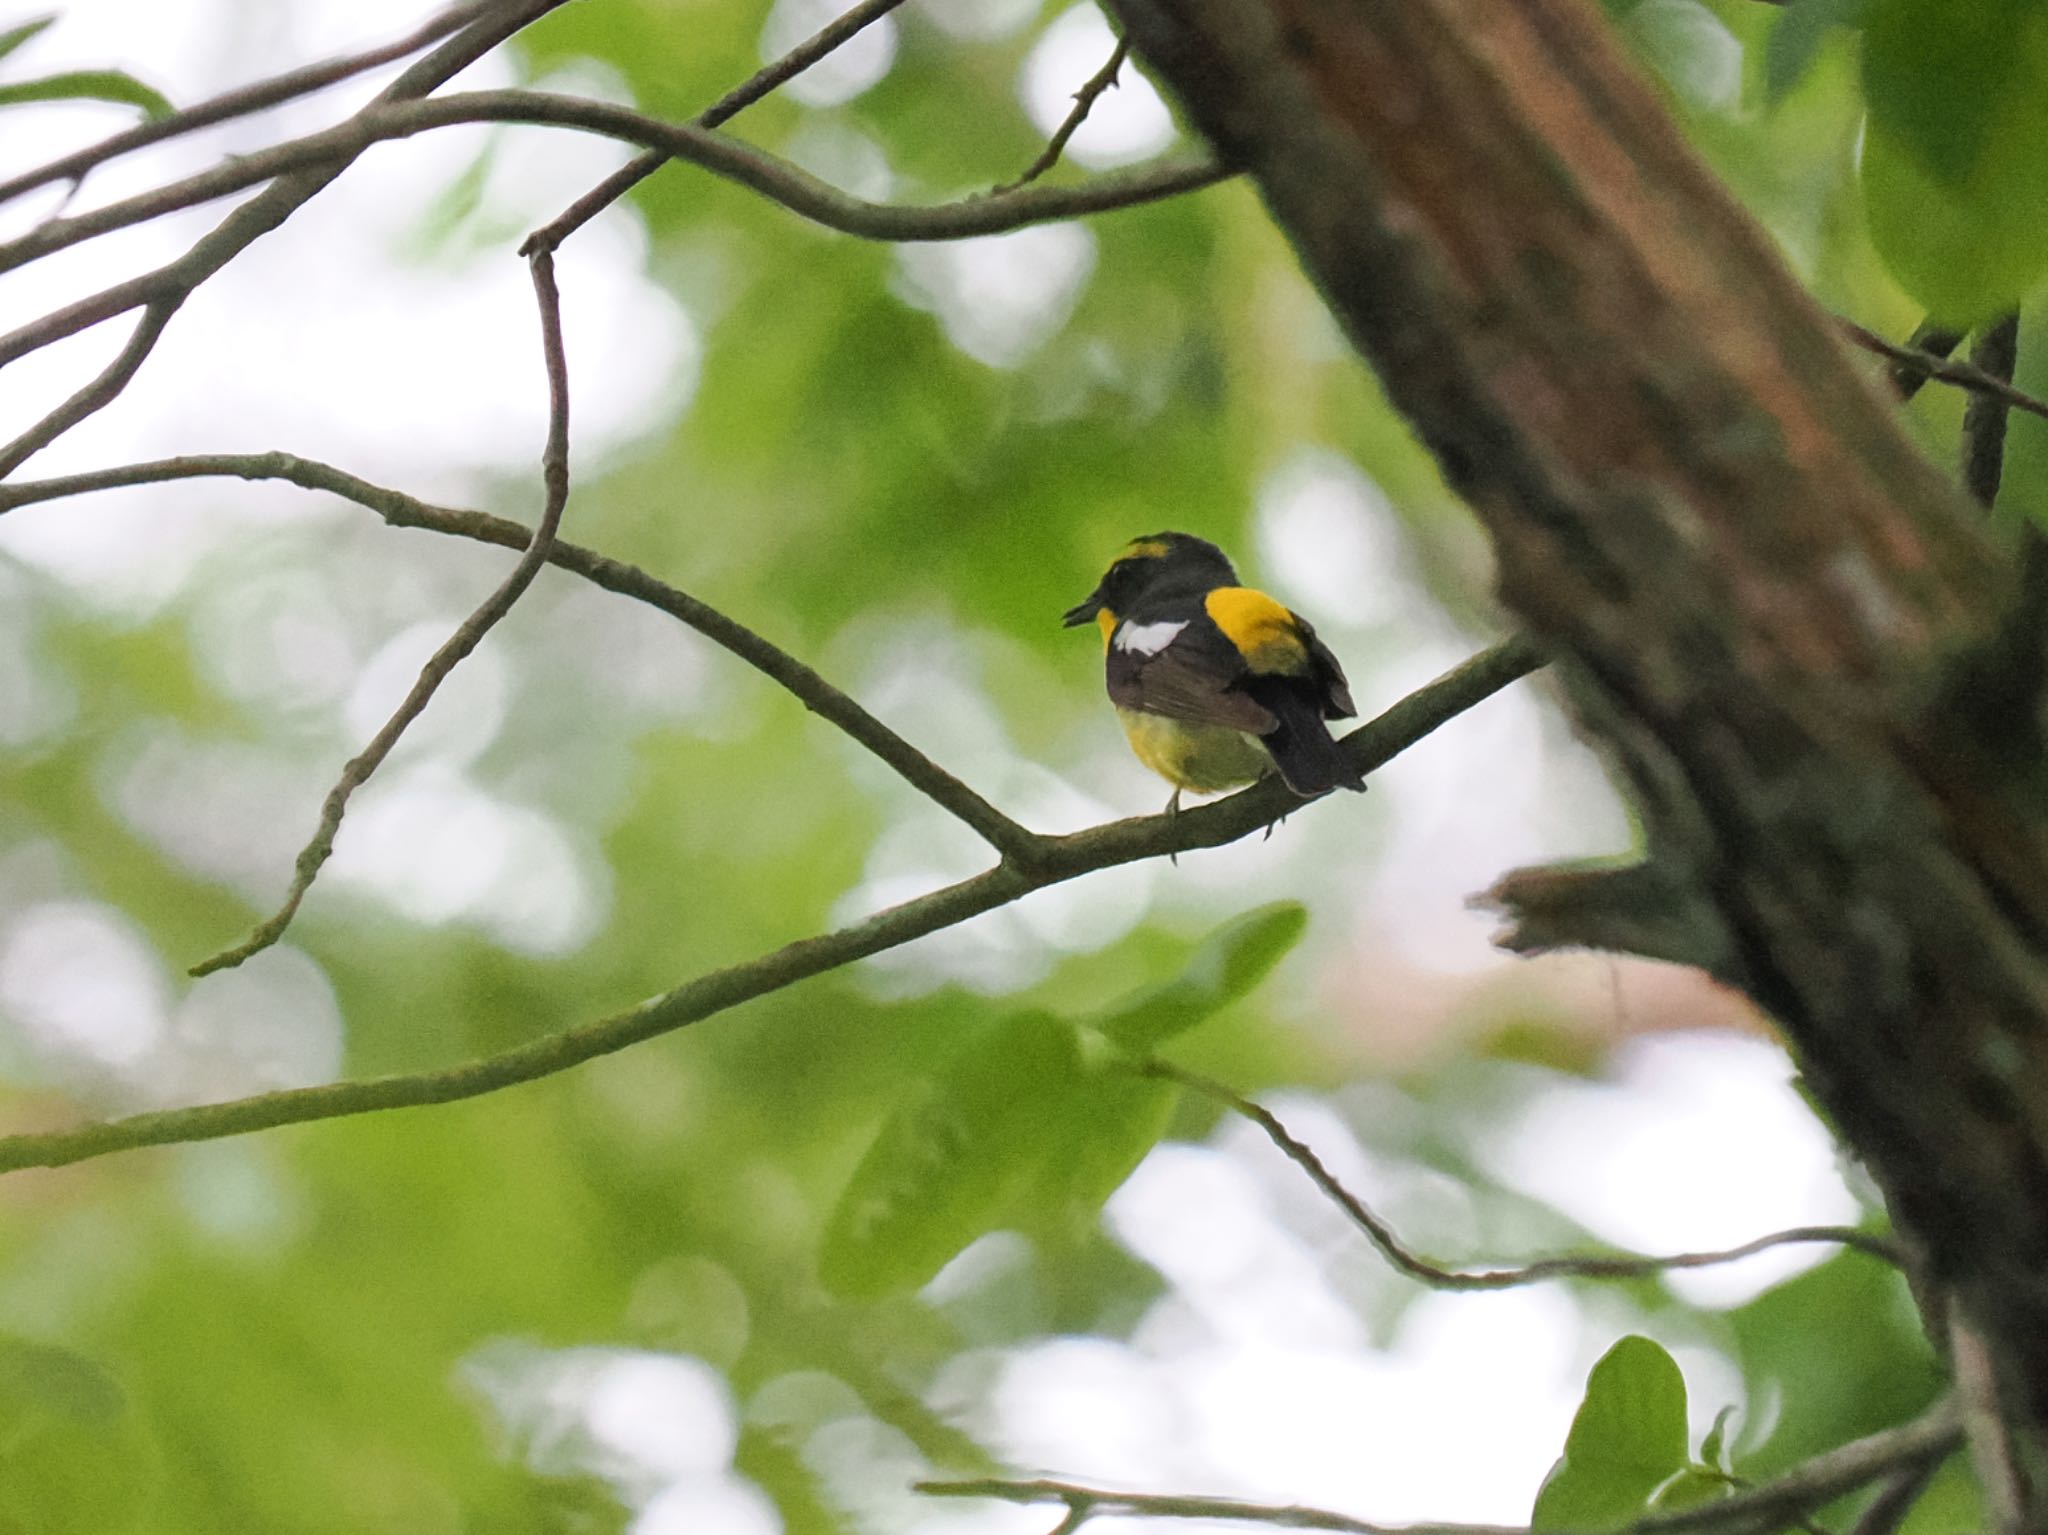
[1262,803,1298,842]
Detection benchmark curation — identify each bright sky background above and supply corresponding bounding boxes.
[0,2,1855,1532]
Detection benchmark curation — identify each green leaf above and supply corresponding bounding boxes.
[1727,1251,1940,1476]
[1860,0,2048,320]
[0,1338,152,1534]
[1864,0,2027,186]
[1862,122,2048,324]
[1762,0,1864,105]
[1531,1336,1690,1532]
[1008,1044,1179,1242]
[1097,901,1309,1052]
[0,68,173,120]
[1651,1467,1733,1514]
[819,1012,1083,1299]
[0,14,56,64]
[1698,1404,1738,1472]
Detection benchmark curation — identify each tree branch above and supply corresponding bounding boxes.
[1103,0,2048,1422]
[0,0,497,211]
[1843,1459,1941,1535]
[0,89,1230,288]
[521,0,916,257]
[0,621,1536,1174]
[991,35,1133,196]
[1950,1315,2029,1535]
[436,94,1233,236]
[0,452,1045,866]
[0,0,575,474]
[1886,320,1963,402]
[1840,319,2048,426]
[1149,1062,1905,1285]
[0,302,175,478]
[917,1401,1960,1535]
[1479,858,1746,986]
[190,252,576,976]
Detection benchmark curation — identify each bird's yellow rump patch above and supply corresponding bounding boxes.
[1116,708,1268,793]
[1204,586,1307,674]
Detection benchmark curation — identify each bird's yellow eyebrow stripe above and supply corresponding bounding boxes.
[1121,538,1170,560]
[1204,586,1307,673]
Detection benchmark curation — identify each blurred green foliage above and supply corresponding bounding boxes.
[0,13,172,120]
[0,0,2016,1529]
[821,903,1306,1297]
[1862,0,2048,319]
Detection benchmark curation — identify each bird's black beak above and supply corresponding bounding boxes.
[1063,590,1103,628]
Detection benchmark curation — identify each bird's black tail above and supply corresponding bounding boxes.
[1254,683,1366,796]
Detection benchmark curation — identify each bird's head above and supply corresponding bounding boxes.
[1062,532,1239,630]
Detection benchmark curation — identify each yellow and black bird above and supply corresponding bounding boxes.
[1064,532,1366,809]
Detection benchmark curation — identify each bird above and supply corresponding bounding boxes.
[1063,531,1366,812]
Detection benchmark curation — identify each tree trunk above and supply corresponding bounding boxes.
[1109,0,2048,1458]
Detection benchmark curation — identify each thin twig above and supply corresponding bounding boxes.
[0,0,571,474]
[0,88,1230,289]
[1887,319,1963,402]
[1962,313,2020,509]
[916,1401,1960,1535]
[1701,1471,1830,1535]
[1148,1062,1906,1283]
[0,453,1048,864]
[0,302,174,477]
[1841,320,2048,426]
[1844,1458,1942,1535]
[0,259,166,368]
[992,36,1132,195]
[1947,1316,2027,1535]
[520,0,915,257]
[927,1483,1478,1535]
[191,254,575,977]
[0,0,496,210]
[0,632,1539,1173]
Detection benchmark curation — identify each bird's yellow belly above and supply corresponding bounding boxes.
[1116,708,1270,793]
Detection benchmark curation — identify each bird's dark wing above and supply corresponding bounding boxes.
[1243,673,1365,793]
[1201,585,1356,723]
[1106,617,1278,735]
[1299,619,1356,719]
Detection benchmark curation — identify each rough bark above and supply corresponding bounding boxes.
[1108,0,2048,1442]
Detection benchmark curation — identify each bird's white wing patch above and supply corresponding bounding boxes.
[1115,619,1188,656]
